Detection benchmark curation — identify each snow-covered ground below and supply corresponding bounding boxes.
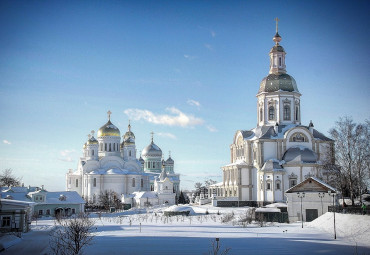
[1,205,369,255]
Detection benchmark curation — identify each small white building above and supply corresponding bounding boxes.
[285,177,336,223]
[122,168,176,208]
[0,199,34,233]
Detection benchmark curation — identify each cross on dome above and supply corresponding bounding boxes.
[91,130,95,136]
[275,17,279,33]
[107,110,112,121]
[150,131,154,142]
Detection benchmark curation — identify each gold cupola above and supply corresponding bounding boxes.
[97,110,121,137]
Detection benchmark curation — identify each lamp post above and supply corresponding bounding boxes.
[297,192,305,228]
[318,192,325,216]
[328,191,336,239]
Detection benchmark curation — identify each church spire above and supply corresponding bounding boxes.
[269,18,286,74]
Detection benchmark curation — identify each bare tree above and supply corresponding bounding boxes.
[49,214,95,255]
[204,179,218,187]
[194,182,203,190]
[98,190,120,210]
[0,168,22,187]
[329,117,370,205]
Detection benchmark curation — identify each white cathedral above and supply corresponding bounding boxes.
[66,111,180,207]
[209,26,334,206]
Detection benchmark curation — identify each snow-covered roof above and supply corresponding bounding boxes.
[238,124,332,141]
[255,207,281,213]
[133,191,158,199]
[41,191,85,205]
[265,202,287,208]
[285,177,336,193]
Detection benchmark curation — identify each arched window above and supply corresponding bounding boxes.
[129,151,132,157]
[100,143,103,151]
[109,143,111,152]
[92,150,94,156]
[260,108,263,122]
[268,106,275,120]
[104,143,107,151]
[295,106,299,121]
[275,180,281,190]
[93,178,96,187]
[150,185,154,191]
[141,179,143,187]
[284,105,291,120]
[132,178,135,187]
[279,57,282,66]
[75,179,78,187]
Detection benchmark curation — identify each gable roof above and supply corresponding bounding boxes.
[285,177,336,193]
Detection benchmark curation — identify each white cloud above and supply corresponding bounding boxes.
[157,132,177,140]
[58,149,76,162]
[124,107,204,127]
[206,125,218,132]
[184,54,197,60]
[210,30,216,37]
[3,140,11,145]
[204,44,213,50]
[187,99,201,108]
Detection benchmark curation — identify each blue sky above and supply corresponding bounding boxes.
[0,1,369,191]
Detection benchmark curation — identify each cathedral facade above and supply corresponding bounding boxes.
[210,27,334,205]
[66,112,180,205]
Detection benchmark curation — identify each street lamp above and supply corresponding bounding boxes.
[328,191,337,239]
[297,192,305,228]
[318,192,325,216]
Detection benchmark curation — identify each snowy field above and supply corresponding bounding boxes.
[1,205,370,255]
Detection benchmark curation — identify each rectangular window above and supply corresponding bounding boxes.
[38,210,43,216]
[76,179,78,187]
[72,208,76,214]
[290,179,297,188]
[276,182,281,190]
[141,179,143,188]
[46,209,50,215]
[267,182,271,190]
[93,178,96,187]
[1,216,11,227]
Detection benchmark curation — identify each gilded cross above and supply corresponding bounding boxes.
[91,130,95,136]
[107,110,112,120]
[275,17,280,33]
[150,131,154,142]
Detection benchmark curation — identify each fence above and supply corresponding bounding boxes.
[328,205,369,215]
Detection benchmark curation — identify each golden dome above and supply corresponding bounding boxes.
[97,120,120,137]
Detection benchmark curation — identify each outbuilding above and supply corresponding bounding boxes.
[285,177,336,223]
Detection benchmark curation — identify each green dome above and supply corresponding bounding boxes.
[258,73,299,93]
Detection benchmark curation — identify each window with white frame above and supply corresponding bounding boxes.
[266,181,272,190]
[275,180,281,190]
[38,210,43,216]
[268,106,275,120]
[46,209,50,215]
[1,216,11,227]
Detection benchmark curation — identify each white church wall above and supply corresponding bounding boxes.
[241,168,249,185]
[263,142,276,160]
